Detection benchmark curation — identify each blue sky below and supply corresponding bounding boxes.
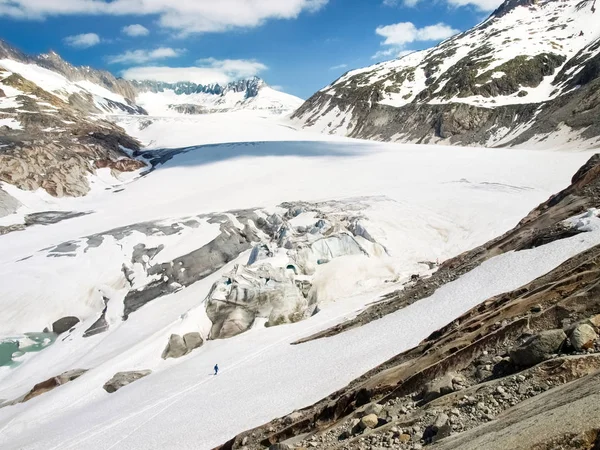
[0,0,503,99]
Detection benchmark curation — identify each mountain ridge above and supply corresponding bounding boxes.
[292,0,600,149]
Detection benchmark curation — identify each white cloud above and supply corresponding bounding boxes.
[63,32,101,48]
[447,0,503,10]
[122,24,149,37]
[376,22,459,46]
[0,0,329,34]
[195,58,268,79]
[329,63,348,70]
[108,47,184,64]
[372,21,459,60]
[121,58,268,84]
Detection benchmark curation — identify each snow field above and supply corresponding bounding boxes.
[2,211,599,450]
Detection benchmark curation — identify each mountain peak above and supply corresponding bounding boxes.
[492,0,540,17]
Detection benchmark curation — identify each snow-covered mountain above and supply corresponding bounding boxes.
[0,42,145,116]
[293,0,600,149]
[132,77,303,116]
[0,39,302,208]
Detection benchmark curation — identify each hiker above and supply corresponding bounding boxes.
[214,364,219,375]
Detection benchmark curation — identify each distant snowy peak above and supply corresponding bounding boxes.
[0,39,302,118]
[132,77,266,98]
[293,0,600,149]
[132,76,303,116]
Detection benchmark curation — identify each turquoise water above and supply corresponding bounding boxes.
[0,332,57,367]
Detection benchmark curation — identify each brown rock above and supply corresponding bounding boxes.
[95,158,146,172]
[359,414,379,430]
[570,324,597,351]
[22,369,87,402]
[399,434,411,443]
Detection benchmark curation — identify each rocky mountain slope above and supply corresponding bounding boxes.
[292,0,600,149]
[215,153,600,450]
[0,52,147,214]
[0,39,302,218]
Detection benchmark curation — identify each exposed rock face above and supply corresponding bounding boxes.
[293,0,600,148]
[183,333,204,352]
[1,41,146,200]
[162,334,188,359]
[162,333,204,359]
[0,40,141,109]
[422,373,458,403]
[22,369,87,402]
[52,316,80,335]
[0,187,20,218]
[509,329,567,366]
[103,370,151,393]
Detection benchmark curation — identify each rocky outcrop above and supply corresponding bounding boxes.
[52,316,80,335]
[1,41,146,201]
[22,369,87,403]
[183,333,204,352]
[162,333,204,359]
[162,334,188,359]
[103,370,151,393]
[0,187,20,218]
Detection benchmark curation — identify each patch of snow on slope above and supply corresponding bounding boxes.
[0,117,22,129]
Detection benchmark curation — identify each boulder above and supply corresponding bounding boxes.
[510,329,566,366]
[162,334,188,359]
[422,372,456,402]
[83,315,109,338]
[362,403,384,417]
[283,411,304,425]
[23,369,87,402]
[268,444,291,450]
[183,332,204,352]
[588,314,600,330]
[52,316,80,335]
[359,414,379,430]
[570,324,597,351]
[423,413,451,444]
[103,370,151,393]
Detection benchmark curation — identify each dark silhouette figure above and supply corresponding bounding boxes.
[214,364,219,375]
